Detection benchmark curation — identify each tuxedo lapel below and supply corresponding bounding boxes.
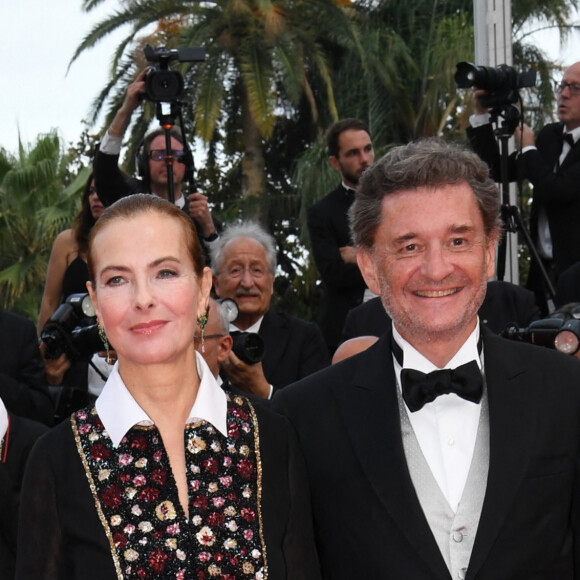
[466,331,539,578]
[336,332,452,580]
[258,311,288,378]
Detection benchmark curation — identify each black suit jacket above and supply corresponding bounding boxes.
[16,402,320,580]
[258,310,329,392]
[467,122,580,276]
[273,326,580,579]
[0,311,53,425]
[307,185,367,352]
[0,413,49,580]
[341,281,541,342]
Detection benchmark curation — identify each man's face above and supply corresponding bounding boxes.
[357,183,497,349]
[330,129,374,188]
[147,135,186,194]
[213,237,274,329]
[195,300,233,378]
[557,62,580,131]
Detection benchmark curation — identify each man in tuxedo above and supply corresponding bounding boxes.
[274,138,580,579]
[307,119,374,354]
[93,68,220,248]
[210,222,329,398]
[467,61,580,312]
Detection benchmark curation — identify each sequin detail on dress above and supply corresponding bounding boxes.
[72,394,267,579]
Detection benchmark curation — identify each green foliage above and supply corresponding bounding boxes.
[0,132,90,320]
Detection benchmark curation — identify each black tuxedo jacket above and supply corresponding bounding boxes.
[307,185,367,352]
[274,326,580,579]
[467,122,580,276]
[1,413,48,580]
[0,311,53,425]
[341,281,540,342]
[258,310,329,392]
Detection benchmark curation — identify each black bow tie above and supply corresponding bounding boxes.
[564,133,575,148]
[391,335,483,412]
[400,362,483,412]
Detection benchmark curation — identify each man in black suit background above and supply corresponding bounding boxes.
[0,310,53,425]
[210,222,329,398]
[467,61,580,313]
[274,139,580,579]
[307,119,375,354]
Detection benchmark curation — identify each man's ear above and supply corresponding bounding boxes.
[485,229,500,280]
[329,156,341,173]
[217,335,234,364]
[356,248,381,296]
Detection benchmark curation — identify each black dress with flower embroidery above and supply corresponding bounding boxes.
[16,394,320,580]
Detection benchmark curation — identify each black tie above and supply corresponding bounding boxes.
[564,133,575,148]
[392,337,483,412]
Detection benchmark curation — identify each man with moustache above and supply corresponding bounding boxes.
[307,119,375,354]
[93,68,220,247]
[468,61,580,312]
[274,139,580,579]
[210,222,329,398]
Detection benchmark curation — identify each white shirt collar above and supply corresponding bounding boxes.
[229,315,264,334]
[0,398,7,442]
[392,320,482,373]
[564,126,580,143]
[96,352,228,447]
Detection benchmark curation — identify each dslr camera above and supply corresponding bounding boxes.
[143,44,205,103]
[455,62,537,108]
[40,293,103,361]
[502,317,580,356]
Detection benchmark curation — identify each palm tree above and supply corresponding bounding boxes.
[0,132,89,319]
[71,0,362,214]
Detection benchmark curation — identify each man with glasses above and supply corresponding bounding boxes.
[467,61,580,313]
[93,68,220,246]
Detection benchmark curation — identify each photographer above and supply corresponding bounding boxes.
[467,61,580,313]
[211,222,330,398]
[93,68,220,248]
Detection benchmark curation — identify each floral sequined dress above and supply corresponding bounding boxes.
[16,394,320,580]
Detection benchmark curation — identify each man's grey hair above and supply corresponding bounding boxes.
[209,298,230,335]
[349,138,502,249]
[210,221,277,275]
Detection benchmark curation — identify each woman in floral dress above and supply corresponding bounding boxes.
[17,194,319,580]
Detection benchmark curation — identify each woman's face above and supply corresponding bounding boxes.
[88,182,105,220]
[87,211,211,369]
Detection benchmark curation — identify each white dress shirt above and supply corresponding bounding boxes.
[393,323,484,512]
[96,352,228,448]
[0,397,8,443]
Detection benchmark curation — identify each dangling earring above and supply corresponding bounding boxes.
[197,306,209,353]
[98,324,114,365]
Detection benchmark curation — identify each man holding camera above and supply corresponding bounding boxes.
[467,61,580,312]
[93,68,220,246]
[210,222,329,398]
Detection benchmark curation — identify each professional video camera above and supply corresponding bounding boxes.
[216,298,265,365]
[40,293,103,361]
[143,44,206,103]
[455,62,537,109]
[502,317,580,356]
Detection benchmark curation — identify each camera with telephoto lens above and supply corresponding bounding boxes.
[40,293,103,361]
[455,62,537,109]
[143,44,206,103]
[502,317,580,356]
